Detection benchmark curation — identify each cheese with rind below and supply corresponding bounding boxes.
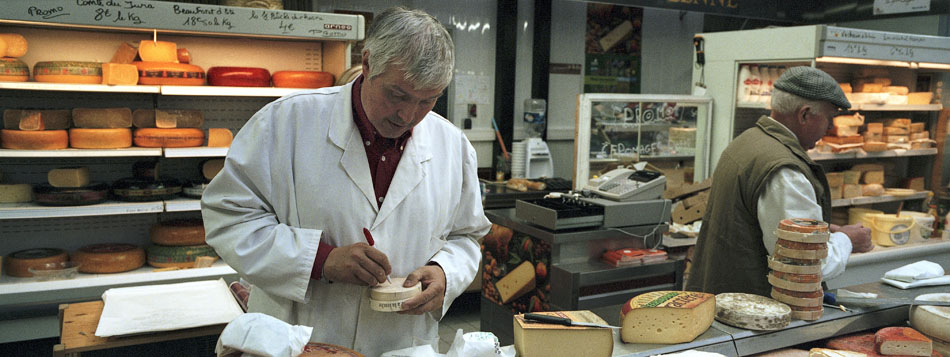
[1,129,68,150]
[0,34,27,57]
[138,40,178,62]
[207,128,233,147]
[72,243,145,273]
[714,293,791,331]
[72,108,132,128]
[33,61,102,84]
[4,248,67,277]
[0,57,29,82]
[909,293,950,342]
[102,63,138,85]
[48,167,89,188]
[874,327,932,357]
[809,348,868,357]
[68,128,133,149]
[620,291,715,344]
[3,110,70,130]
[0,183,32,203]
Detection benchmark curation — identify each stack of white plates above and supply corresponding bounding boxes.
[511,141,527,178]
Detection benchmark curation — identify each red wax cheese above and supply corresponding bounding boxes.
[207,66,271,87]
[272,70,334,88]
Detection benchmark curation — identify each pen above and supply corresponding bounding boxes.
[362,228,392,284]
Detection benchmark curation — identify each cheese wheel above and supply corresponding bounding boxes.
[774,246,828,261]
[72,243,146,273]
[875,327,932,357]
[370,277,422,301]
[770,270,821,283]
[0,34,28,57]
[768,273,823,292]
[620,291,716,344]
[300,343,364,357]
[48,167,89,188]
[202,158,225,180]
[112,177,182,202]
[150,218,206,246]
[69,128,133,149]
[809,348,868,357]
[3,109,70,130]
[777,238,827,251]
[101,63,138,85]
[0,183,33,203]
[272,71,334,88]
[369,295,414,312]
[910,293,950,342]
[774,229,830,244]
[138,40,178,62]
[770,287,823,307]
[146,244,218,268]
[714,292,791,331]
[0,57,29,82]
[773,253,820,266]
[33,182,108,206]
[5,248,68,277]
[134,61,205,86]
[768,256,822,275]
[133,128,204,148]
[862,184,884,197]
[207,128,233,147]
[1,129,68,149]
[72,107,132,128]
[778,218,829,233]
[33,61,102,84]
[207,66,271,87]
[789,305,823,321]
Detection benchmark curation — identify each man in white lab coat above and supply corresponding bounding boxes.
[201,7,490,355]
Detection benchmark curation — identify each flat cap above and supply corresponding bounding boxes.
[773,66,851,109]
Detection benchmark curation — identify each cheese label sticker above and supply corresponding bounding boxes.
[625,291,712,313]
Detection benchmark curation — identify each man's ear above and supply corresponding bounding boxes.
[361,50,370,75]
[799,106,810,124]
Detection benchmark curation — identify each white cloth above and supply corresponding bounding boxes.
[757,167,853,281]
[215,313,312,357]
[884,260,945,282]
[201,81,491,356]
[882,276,950,289]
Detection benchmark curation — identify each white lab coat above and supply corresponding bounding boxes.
[201,81,490,356]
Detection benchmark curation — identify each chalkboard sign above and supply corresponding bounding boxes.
[2,0,363,41]
[822,26,950,64]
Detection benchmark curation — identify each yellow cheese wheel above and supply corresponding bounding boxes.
[68,128,132,149]
[0,34,28,57]
[5,248,68,277]
[134,61,204,86]
[0,57,29,82]
[72,243,146,273]
[133,128,204,148]
[150,218,206,246]
[33,61,102,84]
[1,129,68,150]
[138,40,178,62]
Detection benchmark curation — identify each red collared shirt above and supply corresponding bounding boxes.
[312,75,412,280]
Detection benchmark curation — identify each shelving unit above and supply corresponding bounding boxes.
[831,191,929,208]
[0,0,362,343]
[808,148,937,161]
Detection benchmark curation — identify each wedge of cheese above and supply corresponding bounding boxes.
[48,167,90,188]
[874,327,932,357]
[496,261,536,304]
[102,63,138,85]
[620,291,715,344]
[138,40,178,62]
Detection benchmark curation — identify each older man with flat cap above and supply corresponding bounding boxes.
[686,66,872,296]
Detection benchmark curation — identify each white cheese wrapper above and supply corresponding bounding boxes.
[214,312,312,357]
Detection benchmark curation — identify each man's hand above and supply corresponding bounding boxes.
[323,243,391,286]
[831,223,873,253]
[398,264,446,315]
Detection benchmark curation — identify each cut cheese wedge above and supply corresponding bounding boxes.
[138,40,178,62]
[620,291,715,344]
[0,183,33,203]
[102,63,139,85]
[110,42,138,64]
[1,129,68,150]
[496,261,536,304]
[69,128,133,149]
[48,167,90,188]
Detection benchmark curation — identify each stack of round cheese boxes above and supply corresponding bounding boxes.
[768,218,830,321]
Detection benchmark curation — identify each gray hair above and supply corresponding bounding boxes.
[363,7,454,90]
[770,88,826,115]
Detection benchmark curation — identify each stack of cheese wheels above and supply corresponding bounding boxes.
[130,109,206,148]
[71,243,145,273]
[134,40,205,85]
[4,248,68,277]
[369,277,422,312]
[714,292,792,331]
[69,108,133,148]
[299,343,364,357]
[768,218,830,321]
[146,218,218,269]
[619,290,716,344]
[1,109,69,150]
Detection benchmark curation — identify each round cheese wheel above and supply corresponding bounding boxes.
[299,343,363,357]
[768,272,822,292]
[72,243,146,273]
[776,238,827,251]
[112,177,182,202]
[33,182,109,206]
[909,293,950,342]
[772,253,820,266]
[370,277,421,301]
[5,248,68,277]
[133,128,204,148]
[774,228,830,243]
[33,61,102,84]
[767,256,822,275]
[272,71,334,88]
[769,270,821,283]
[1,129,68,150]
[778,218,829,233]
[68,128,132,149]
[791,309,823,321]
[146,244,218,268]
[207,66,271,87]
[151,218,206,246]
[770,287,823,307]
[0,57,29,82]
[134,61,205,86]
[715,293,791,331]
[774,246,828,261]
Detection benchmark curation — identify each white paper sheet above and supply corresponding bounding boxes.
[95,279,244,337]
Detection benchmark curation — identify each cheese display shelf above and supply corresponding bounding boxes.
[160,85,302,97]
[0,148,163,158]
[830,190,929,208]
[164,198,202,212]
[0,201,164,220]
[808,148,937,161]
[0,82,160,94]
[736,103,943,111]
[0,82,301,98]
[163,147,228,158]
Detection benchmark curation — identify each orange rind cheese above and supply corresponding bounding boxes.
[68,128,133,149]
[72,243,145,273]
[133,128,204,148]
[1,129,68,150]
[33,61,102,84]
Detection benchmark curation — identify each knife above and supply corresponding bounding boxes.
[523,313,621,329]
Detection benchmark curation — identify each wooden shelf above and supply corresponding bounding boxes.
[831,191,930,208]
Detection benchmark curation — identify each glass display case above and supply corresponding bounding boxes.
[573,94,712,190]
